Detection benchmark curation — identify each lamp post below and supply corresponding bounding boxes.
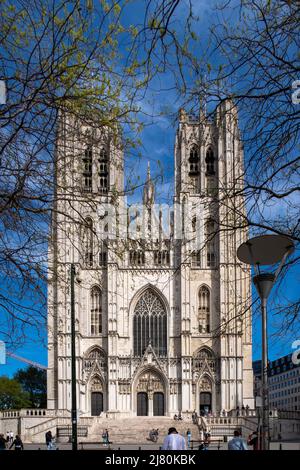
[237,235,294,450]
[70,263,77,451]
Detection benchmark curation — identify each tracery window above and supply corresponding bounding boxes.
[129,250,145,266]
[193,347,216,372]
[83,218,94,267]
[83,146,93,191]
[205,220,216,268]
[90,286,102,335]
[133,289,167,357]
[189,145,200,175]
[99,241,107,267]
[154,250,170,266]
[98,147,109,194]
[198,286,210,333]
[191,250,201,267]
[205,147,215,176]
[84,347,106,370]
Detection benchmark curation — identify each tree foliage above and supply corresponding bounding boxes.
[0,375,30,410]
[0,0,193,345]
[13,366,46,408]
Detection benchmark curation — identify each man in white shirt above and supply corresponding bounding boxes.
[162,428,186,450]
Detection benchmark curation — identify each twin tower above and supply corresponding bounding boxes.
[47,100,254,418]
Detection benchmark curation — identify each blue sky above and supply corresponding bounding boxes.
[1,0,299,377]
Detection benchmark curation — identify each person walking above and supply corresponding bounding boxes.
[162,428,186,450]
[6,431,9,443]
[9,431,14,443]
[9,435,24,451]
[186,429,192,449]
[105,429,109,446]
[0,434,7,450]
[45,430,53,450]
[228,430,248,450]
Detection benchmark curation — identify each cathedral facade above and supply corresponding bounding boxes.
[47,100,254,418]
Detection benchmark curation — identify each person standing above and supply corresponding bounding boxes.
[45,430,53,450]
[228,430,248,450]
[6,431,9,443]
[102,429,107,446]
[105,429,109,446]
[0,434,7,450]
[162,428,186,450]
[247,431,259,450]
[186,429,192,449]
[9,431,14,443]
[9,435,24,451]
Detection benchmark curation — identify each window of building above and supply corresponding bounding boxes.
[154,250,170,266]
[205,220,217,268]
[191,250,201,267]
[133,289,167,357]
[188,145,200,175]
[198,285,210,334]
[99,242,107,267]
[205,147,215,176]
[83,146,93,191]
[83,218,94,267]
[90,286,102,335]
[192,216,197,232]
[98,147,109,194]
[130,250,145,266]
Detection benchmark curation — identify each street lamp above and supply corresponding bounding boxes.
[70,263,77,451]
[237,235,294,451]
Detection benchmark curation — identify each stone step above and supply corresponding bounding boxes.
[84,417,200,444]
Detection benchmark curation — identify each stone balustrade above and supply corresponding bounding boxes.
[0,409,70,419]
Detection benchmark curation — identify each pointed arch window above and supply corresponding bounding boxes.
[91,286,102,335]
[192,216,197,232]
[98,147,109,194]
[133,289,167,357]
[189,145,200,175]
[191,250,201,267]
[83,145,93,191]
[205,147,215,176]
[83,218,94,267]
[198,285,210,334]
[205,220,216,268]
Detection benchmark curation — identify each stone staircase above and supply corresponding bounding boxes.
[84,417,200,445]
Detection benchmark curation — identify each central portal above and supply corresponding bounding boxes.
[136,370,165,416]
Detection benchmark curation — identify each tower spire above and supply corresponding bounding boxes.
[143,161,155,208]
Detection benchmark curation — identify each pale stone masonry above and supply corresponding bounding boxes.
[47,101,254,418]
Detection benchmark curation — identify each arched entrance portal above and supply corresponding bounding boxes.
[135,370,165,416]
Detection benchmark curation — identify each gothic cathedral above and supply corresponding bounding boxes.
[47,100,254,418]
